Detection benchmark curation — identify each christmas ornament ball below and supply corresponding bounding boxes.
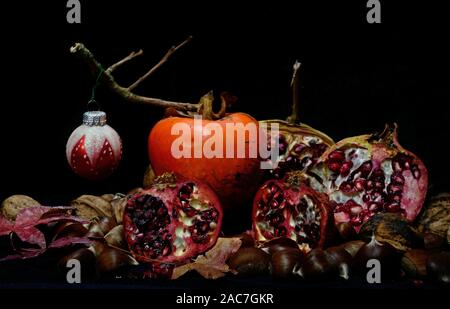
[66,111,122,180]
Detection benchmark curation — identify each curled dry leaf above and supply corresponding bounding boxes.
[172,237,242,280]
[71,195,113,220]
[143,164,156,188]
[110,194,127,224]
[105,225,127,249]
[359,213,422,252]
[419,193,450,238]
[1,195,41,220]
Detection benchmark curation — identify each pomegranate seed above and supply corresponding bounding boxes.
[279,142,287,153]
[350,216,362,225]
[384,202,401,212]
[393,161,403,172]
[274,226,287,237]
[354,178,366,191]
[411,164,421,179]
[387,184,402,195]
[334,203,346,213]
[339,181,353,193]
[391,173,405,185]
[340,161,353,176]
[270,184,280,194]
[294,144,305,153]
[270,199,279,209]
[359,161,373,176]
[366,180,374,189]
[350,205,363,215]
[344,199,358,208]
[375,181,385,190]
[328,161,342,173]
[391,194,402,203]
[368,203,380,212]
[328,150,345,162]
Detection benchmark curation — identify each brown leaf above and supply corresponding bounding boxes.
[172,237,242,280]
[71,195,113,220]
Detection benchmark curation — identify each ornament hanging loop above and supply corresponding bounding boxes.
[87,99,101,112]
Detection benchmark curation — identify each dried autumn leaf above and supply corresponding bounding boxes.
[0,205,88,260]
[71,195,113,220]
[172,237,242,280]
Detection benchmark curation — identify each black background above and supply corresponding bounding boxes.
[0,0,449,300]
[1,1,449,204]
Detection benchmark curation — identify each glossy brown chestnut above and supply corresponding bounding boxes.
[296,248,335,280]
[336,222,357,242]
[228,247,270,276]
[261,237,299,255]
[96,247,138,274]
[270,248,304,278]
[354,235,400,279]
[326,246,353,280]
[401,249,429,279]
[426,251,450,284]
[58,248,97,280]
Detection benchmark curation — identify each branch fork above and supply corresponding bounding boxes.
[70,36,227,119]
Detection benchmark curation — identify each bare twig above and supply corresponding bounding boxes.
[70,42,198,112]
[106,49,143,74]
[128,35,193,91]
[287,60,301,124]
[70,37,228,119]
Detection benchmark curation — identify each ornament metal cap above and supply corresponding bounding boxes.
[83,110,107,126]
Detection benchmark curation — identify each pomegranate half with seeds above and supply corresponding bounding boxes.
[123,172,223,264]
[306,124,428,232]
[253,172,336,251]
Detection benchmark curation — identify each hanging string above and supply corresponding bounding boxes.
[88,66,105,105]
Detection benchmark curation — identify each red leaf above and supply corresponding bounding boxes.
[49,236,91,249]
[14,226,46,249]
[0,216,14,237]
[0,206,89,259]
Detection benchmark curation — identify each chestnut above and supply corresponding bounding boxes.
[401,249,429,279]
[87,216,117,238]
[58,248,97,281]
[96,247,138,274]
[326,246,353,280]
[426,251,450,284]
[423,232,446,251]
[260,237,298,255]
[296,248,335,280]
[336,222,357,242]
[353,235,400,279]
[228,247,270,276]
[52,221,88,241]
[270,248,304,278]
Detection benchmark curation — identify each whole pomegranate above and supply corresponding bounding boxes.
[252,172,335,251]
[123,172,223,264]
[306,124,428,232]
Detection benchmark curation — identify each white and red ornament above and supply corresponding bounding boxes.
[66,110,122,180]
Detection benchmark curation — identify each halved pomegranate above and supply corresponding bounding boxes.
[252,172,335,252]
[123,172,223,264]
[306,124,428,232]
[261,120,334,179]
[260,61,334,179]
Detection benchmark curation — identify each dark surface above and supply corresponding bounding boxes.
[0,0,449,293]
